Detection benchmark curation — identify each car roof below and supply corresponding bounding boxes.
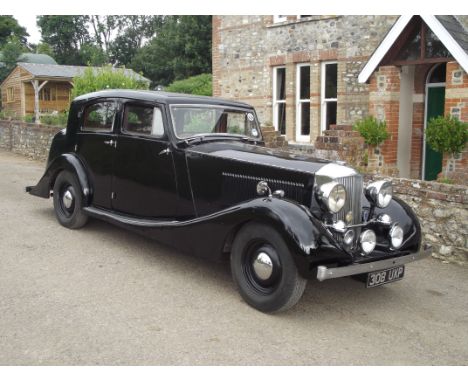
[72,89,253,109]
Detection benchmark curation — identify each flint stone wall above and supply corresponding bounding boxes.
[367,175,468,266]
[0,119,62,162]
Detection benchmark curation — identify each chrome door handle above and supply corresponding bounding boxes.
[104,139,117,148]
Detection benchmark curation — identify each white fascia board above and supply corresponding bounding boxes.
[358,15,413,83]
[421,15,468,74]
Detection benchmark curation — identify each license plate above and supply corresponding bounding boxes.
[366,265,405,288]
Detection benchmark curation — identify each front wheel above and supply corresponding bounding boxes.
[230,222,307,313]
[53,171,88,229]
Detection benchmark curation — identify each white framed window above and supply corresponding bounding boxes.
[321,61,338,132]
[295,64,311,142]
[273,15,287,23]
[272,66,286,135]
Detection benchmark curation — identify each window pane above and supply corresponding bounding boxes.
[278,103,286,135]
[325,101,337,130]
[152,108,164,136]
[425,28,451,58]
[276,67,286,100]
[397,25,421,61]
[300,65,310,99]
[428,64,447,83]
[83,102,118,132]
[325,63,337,99]
[124,105,155,135]
[300,102,310,135]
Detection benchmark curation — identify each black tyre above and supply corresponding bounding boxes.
[230,222,307,313]
[53,171,88,229]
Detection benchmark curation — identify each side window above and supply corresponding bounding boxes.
[123,104,164,137]
[82,101,118,132]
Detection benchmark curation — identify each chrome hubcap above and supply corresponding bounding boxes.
[252,252,274,281]
[62,189,74,209]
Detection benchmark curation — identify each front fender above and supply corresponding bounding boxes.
[26,153,91,204]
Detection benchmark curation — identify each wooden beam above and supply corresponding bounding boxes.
[390,57,452,66]
[30,80,49,124]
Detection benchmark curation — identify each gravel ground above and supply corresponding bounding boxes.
[0,149,467,365]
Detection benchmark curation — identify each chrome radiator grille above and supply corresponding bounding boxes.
[335,174,363,225]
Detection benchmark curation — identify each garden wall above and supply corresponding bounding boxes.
[0,119,62,162]
[368,175,467,266]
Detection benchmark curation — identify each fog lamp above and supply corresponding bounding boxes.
[343,229,355,245]
[389,224,404,249]
[360,229,376,254]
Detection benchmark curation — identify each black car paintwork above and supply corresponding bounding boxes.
[27,90,422,279]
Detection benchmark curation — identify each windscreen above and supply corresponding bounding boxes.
[170,105,261,140]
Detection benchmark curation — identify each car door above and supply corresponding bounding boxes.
[111,102,178,218]
[75,99,120,209]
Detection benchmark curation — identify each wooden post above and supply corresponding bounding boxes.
[30,79,48,124]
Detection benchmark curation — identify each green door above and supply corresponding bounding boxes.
[424,86,445,180]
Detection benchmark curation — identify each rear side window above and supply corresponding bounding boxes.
[82,101,118,132]
[123,104,165,137]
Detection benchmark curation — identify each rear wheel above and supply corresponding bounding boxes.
[230,222,307,313]
[53,171,88,229]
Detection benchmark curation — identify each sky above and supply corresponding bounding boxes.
[14,15,41,44]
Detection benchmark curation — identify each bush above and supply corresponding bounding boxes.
[353,116,390,147]
[165,74,212,96]
[40,112,69,126]
[425,115,468,155]
[71,65,149,99]
[22,115,34,123]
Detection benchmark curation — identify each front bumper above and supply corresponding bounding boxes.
[316,244,432,281]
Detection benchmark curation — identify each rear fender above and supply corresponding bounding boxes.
[26,153,91,204]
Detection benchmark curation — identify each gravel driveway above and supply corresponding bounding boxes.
[0,150,467,365]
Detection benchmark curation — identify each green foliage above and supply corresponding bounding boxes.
[71,66,149,99]
[165,74,212,96]
[22,114,34,123]
[353,116,390,147]
[37,15,92,65]
[0,36,28,83]
[131,16,212,86]
[425,115,468,155]
[40,112,69,126]
[80,43,107,66]
[35,42,54,57]
[0,16,28,46]
[437,177,454,185]
[0,109,17,120]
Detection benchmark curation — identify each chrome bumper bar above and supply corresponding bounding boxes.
[316,244,432,282]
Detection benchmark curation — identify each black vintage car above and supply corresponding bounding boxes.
[27,90,430,312]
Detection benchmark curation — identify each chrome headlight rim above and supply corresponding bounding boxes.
[389,223,404,249]
[366,180,393,208]
[360,229,376,254]
[318,181,347,214]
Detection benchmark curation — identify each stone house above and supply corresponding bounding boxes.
[212,15,468,182]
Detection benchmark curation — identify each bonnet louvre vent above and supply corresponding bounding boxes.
[222,172,308,205]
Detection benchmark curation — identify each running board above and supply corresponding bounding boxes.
[83,207,179,227]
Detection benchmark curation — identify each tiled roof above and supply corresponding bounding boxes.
[436,15,468,55]
[18,62,150,83]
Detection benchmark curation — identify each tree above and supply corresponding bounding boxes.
[71,66,149,99]
[35,42,54,57]
[37,15,91,65]
[0,16,28,46]
[130,16,212,86]
[0,36,27,83]
[109,16,165,66]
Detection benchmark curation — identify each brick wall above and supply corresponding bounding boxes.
[442,62,468,183]
[0,119,62,161]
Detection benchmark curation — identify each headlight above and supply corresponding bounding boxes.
[389,224,404,249]
[360,229,376,254]
[365,180,392,208]
[318,181,347,213]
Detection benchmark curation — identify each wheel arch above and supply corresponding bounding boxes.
[27,153,92,205]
